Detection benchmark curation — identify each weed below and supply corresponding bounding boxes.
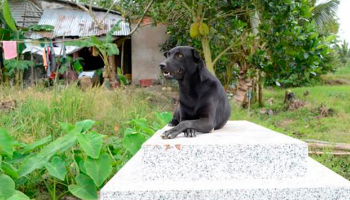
[0,85,172,200]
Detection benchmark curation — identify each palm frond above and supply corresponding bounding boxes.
[312,0,339,32]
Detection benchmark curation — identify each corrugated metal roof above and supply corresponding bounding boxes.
[33,8,130,38]
[9,1,43,28]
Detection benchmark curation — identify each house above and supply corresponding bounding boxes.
[8,0,167,85]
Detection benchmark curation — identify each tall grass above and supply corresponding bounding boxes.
[230,85,350,142]
[0,85,172,142]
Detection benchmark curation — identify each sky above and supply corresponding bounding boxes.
[338,0,350,42]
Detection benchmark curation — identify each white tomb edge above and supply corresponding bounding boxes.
[101,121,350,200]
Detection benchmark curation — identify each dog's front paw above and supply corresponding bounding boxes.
[161,129,181,139]
[184,128,196,137]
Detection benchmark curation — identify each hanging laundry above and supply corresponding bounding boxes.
[46,45,51,77]
[42,45,48,68]
[2,41,17,60]
[50,43,56,73]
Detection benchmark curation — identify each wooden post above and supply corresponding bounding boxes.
[121,40,125,75]
[108,55,117,82]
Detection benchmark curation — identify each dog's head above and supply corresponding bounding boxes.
[159,46,204,81]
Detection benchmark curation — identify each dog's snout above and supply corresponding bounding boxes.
[159,63,166,69]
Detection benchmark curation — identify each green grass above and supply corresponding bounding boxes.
[2,84,350,181]
[231,85,350,142]
[230,85,350,179]
[322,62,350,85]
[0,85,172,143]
[0,85,175,199]
[334,62,350,78]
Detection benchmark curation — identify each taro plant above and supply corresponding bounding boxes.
[0,128,31,200]
[121,112,172,156]
[0,111,172,200]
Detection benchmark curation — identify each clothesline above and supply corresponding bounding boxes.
[0,38,88,44]
[0,35,126,44]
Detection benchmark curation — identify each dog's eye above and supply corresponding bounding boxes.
[176,53,183,58]
[163,52,169,58]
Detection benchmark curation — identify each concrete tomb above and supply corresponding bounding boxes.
[101,121,350,200]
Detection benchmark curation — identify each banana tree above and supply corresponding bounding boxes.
[0,0,28,86]
[66,22,120,85]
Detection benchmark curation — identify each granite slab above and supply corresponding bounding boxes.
[142,121,308,181]
[100,121,350,200]
[101,152,350,200]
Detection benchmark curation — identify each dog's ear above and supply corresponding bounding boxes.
[191,48,201,63]
[191,48,208,82]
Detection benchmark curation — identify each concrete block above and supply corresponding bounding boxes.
[142,121,308,180]
[100,121,350,200]
[101,153,350,200]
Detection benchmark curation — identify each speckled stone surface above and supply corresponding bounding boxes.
[142,121,308,180]
[101,153,350,200]
[100,121,350,200]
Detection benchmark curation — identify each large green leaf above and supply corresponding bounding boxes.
[130,119,154,135]
[75,120,95,133]
[2,1,18,32]
[0,128,14,158]
[68,174,97,200]
[79,160,87,174]
[1,161,18,178]
[155,112,172,126]
[59,122,75,133]
[122,133,146,155]
[17,154,46,177]
[39,132,77,158]
[90,36,102,46]
[7,191,30,200]
[0,28,11,40]
[44,156,66,181]
[22,135,52,154]
[18,132,77,177]
[77,132,103,159]
[105,21,121,43]
[105,43,119,56]
[0,174,15,199]
[84,153,112,187]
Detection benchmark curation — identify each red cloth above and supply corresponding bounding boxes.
[2,41,17,60]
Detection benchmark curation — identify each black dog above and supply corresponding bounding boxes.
[159,46,231,139]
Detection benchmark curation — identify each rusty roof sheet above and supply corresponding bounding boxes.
[34,8,130,38]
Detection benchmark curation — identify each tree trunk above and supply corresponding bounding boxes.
[233,64,252,107]
[258,82,263,107]
[201,37,215,75]
[121,40,125,75]
[108,55,117,82]
[233,9,262,107]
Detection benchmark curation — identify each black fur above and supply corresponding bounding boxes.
[159,46,231,139]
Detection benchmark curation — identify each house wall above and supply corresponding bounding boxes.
[131,22,168,84]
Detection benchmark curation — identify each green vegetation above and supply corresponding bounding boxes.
[0,0,350,199]
[0,85,172,200]
[230,84,350,179]
[231,85,350,142]
[322,62,350,84]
